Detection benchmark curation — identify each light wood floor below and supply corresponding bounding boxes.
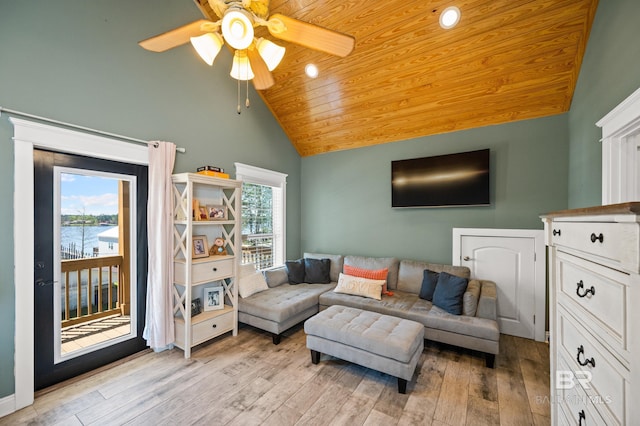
[1,324,550,425]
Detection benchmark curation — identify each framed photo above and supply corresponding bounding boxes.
[190,298,202,317]
[197,206,209,221]
[204,286,224,311]
[192,235,209,259]
[207,205,227,220]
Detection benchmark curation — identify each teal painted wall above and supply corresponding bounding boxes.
[567,0,640,208]
[0,1,299,398]
[1,0,638,409]
[301,114,569,264]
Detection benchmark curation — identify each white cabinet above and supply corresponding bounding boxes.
[172,173,242,358]
[543,203,640,425]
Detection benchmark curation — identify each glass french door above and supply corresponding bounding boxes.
[34,149,148,390]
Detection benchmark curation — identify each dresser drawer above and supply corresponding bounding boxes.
[175,257,234,285]
[550,221,639,271]
[557,306,628,425]
[556,354,611,426]
[556,251,629,358]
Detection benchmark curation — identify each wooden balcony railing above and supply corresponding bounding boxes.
[242,235,274,270]
[61,255,125,327]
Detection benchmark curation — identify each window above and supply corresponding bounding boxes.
[235,163,287,270]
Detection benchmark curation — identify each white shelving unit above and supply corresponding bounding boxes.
[171,172,242,358]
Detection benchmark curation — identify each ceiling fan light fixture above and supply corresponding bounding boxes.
[221,9,255,50]
[230,50,255,80]
[439,6,461,29]
[190,32,224,65]
[305,63,319,78]
[256,38,286,71]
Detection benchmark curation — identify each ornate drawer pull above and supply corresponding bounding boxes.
[553,229,561,236]
[579,409,586,426]
[576,280,595,298]
[577,345,596,367]
[590,232,604,243]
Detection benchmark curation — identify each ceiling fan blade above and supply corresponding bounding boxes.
[246,47,275,90]
[268,13,354,57]
[138,19,213,52]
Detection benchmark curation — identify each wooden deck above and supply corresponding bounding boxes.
[61,314,131,355]
[2,324,550,425]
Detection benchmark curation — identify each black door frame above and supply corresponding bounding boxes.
[33,149,148,390]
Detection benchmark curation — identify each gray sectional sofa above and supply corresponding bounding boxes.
[237,252,500,367]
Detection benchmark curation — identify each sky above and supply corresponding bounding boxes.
[61,173,119,216]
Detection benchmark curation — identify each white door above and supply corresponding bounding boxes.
[453,229,545,341]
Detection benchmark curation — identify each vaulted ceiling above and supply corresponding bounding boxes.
[193,0,598,156]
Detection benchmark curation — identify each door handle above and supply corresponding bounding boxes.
[463,256,471,261]
[35,279,57,287]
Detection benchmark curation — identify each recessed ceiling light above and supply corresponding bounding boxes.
[439,6,461,29]
[305,63,319,78]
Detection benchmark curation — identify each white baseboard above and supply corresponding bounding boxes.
[0,393,16,418]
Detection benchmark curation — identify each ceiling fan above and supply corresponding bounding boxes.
[139,0,355,91]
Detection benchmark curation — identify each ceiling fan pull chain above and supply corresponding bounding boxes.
[245,78,250,109]
[237,78,241,114]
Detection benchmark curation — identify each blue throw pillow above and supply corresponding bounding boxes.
[419,269,439,301]
[285,258,305,284]
[304,258,331,284]
[432,272,468,315]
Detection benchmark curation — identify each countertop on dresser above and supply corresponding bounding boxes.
[541,202,640,219]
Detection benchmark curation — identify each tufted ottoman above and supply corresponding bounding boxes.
[304,305,424,393]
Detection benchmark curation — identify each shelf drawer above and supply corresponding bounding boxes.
[175,309,234,348]
[191,311,234,345]
[175,257,234,285]
[557,306,628,425]
[550,221,639,271]
[556,251,629,357]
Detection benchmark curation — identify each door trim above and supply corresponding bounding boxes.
[452,228,546,342]
[11,118,148,412]
[597,86,640,204]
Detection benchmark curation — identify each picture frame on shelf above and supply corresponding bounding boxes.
[204,286,224,311]
[197,206,209,221]
[207,204,227,220]
[192,198,201,220]
[192,235,209,258]
[191,298,202,316]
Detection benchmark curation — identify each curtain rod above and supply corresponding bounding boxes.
[0,106,186,153]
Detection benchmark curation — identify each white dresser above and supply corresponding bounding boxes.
[543,203,640,425]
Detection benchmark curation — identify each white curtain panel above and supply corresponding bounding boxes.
[143,141,176,350]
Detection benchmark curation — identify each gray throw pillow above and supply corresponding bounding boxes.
[285,258,305,284]
[419,269,439,301]
[432,272,468,315]
[304,258,331,284]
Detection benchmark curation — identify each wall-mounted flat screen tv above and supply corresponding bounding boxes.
[391,149,490,208]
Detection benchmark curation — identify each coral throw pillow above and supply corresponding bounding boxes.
[343,264,392,295]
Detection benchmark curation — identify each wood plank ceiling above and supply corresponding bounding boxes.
[194,0,599,157]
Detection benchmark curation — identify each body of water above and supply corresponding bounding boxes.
[61,226,114,253]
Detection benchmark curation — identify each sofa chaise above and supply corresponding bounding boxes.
[237,252,500,366]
